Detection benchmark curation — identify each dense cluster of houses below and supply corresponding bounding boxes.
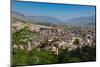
[36,27,95,55]
[12,19,96,55]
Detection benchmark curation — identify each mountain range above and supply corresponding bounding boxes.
[12,11,62,24]
[12,11,96,26]
[66,16,95,26]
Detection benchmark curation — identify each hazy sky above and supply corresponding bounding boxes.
[12,0,96,21]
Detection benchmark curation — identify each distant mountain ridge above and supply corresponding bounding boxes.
[12,11,96,26]
[65,16,96,26]
[86,23,95,25]
[12,11,62,24]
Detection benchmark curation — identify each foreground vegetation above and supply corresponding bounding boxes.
[12,45,96,65]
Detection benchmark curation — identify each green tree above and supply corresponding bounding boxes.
[12,48,29,65]
[27,50,58,64]
[73,39,80,46]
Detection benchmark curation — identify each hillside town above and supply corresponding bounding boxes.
[12,18,96,55]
